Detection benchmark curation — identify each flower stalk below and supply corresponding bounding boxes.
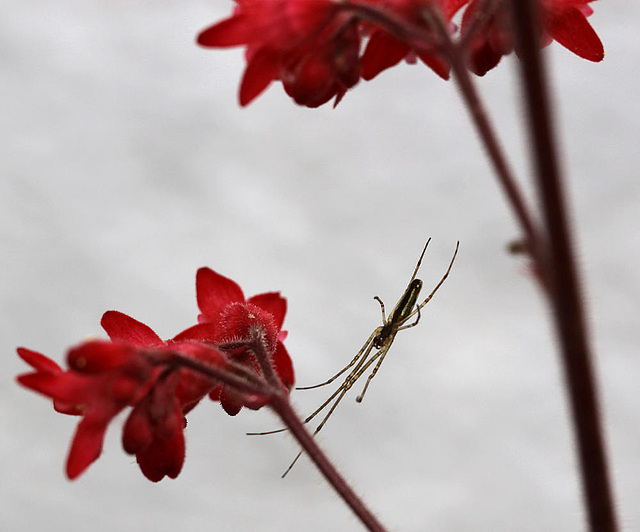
[246,336,388,532]
[168,336,388,531]
[508,1,618,530]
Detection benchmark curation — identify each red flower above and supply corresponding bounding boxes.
[197,0,362,107]
[462,0,604,76]
[18,341,157,480]
[459,0,513,76]
[17,325,227,481]
[177,267,295,416]
[17,268,294,480]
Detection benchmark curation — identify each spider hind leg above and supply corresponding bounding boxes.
[296,329,379,390]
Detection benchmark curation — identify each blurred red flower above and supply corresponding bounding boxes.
[16,268,294,480]
[17,338,226,481]
[197,0,361,107]
[462,0,604,76]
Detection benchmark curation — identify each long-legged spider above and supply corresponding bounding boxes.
[252,239,459,476]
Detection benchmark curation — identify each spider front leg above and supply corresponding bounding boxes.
[397,303,422,332]
[405,241,459,322]
[374,295,387,322]
[296,329,379,390]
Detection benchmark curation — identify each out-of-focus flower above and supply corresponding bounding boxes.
[198,0,605,103]
[197,0,361,107]
[16,267,295,480]
[17,338,226,481]
[462,0,604,76]
[16,310,244,482]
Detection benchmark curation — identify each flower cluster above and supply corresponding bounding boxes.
[17,269,294,482]
[197,0,604,107]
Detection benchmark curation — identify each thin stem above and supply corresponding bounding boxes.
[433,19,548,289]
[217,335,282,389]
[160,351,274,398]
[270,392,387,532]
[167,344,386,531]
[249,337,282,389]
[508,1,618,531]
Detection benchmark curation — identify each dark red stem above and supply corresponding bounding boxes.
[508,2,618,530]
[424,9,549,290]
[161,351,273,397]
[170,344,387,532]
[270,393,387,532]
[248,338,388,532]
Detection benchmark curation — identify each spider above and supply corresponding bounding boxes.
[252,239,459,476]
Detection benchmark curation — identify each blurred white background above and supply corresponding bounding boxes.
[2,0,639,530]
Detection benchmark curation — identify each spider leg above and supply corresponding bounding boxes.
[397,302,422,331]
[296,329,379,390]
[249,331,380,437]
[405,241,459,322]
[281,450,304,478]
[281,355,379,477]
[374,296,387,322]
[355,338,394,403]
[299,339,377,427]
[281,385,355,477]
[408,238,432,284]
[311,383,353,434]
[246,426,288,436]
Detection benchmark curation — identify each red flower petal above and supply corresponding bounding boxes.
[208,384,222,401]
[17,347,62,373]
[66,340,138,373]
[247,292,287,331]
[361,31,410,81]
[239,49,280,106]
[66,413,113,479]
[546,6,604,62]
[171,322,220,343]
[136,403,186,482]
[272,341,295,389]
[197,14,254,48]
[101,311,164,347]
[53,399,84,416]
[219,386,244,416]
[417,51,450,80]
[122,401,154,454]
[17,372,86,406]
[196,268,245,320]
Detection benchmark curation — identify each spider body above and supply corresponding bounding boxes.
[373,278,423,349]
